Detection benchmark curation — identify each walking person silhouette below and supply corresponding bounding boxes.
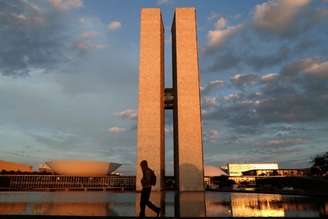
[139,160,161,217]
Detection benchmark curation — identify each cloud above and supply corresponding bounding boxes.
[281,58,318,76]
[75,41,107,50]
[223,93,241,102]
[261,73,279,82]
[204,96,217,108]
[0,68,136,165]
[281,58,328,77]
[0,6,138,165]
[207,12,220,21]
[245,47,290,70]
[81,31,101,39]
[93,44,107,49]
[204,56,328,131]
[231,74,259,86]
[205,0,328,74]
[214,17,227,30]
[205,152,275,166]
[114,109,137,120]
[207,129,220,143]
[252,0,311,36]
[50,0,83,11]
[257,138,307,148]
[201,80,224,96]
[108,21,122,31]
[30,130,81,149]
[108,127,127,134]
[206,23,243,52]
[207,45,290,72]
[303,60,328,77]
[0,0,86,76]
[75,17,111,51]
[157,0,169,4]
[207,52,241,72]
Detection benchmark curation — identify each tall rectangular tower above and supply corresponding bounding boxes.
[172,8,204,191]
[136,8,165,191]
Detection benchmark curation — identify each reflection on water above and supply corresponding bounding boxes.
[0,203,27,215]
[206,192,327,217]
[32,203,117,216]
[232,193,285,217]
[0,191,327,217]
[205,192,231,217]
[177,192,206,217]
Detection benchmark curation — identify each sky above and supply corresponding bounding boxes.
[0,0,328,175]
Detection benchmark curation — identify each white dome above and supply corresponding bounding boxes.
[46,160,121,176]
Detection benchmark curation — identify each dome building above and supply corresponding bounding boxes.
[204,165,227,177]
[45,160,121,176]
[0,160,32,173]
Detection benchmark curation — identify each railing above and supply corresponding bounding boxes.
[0,175,136,191]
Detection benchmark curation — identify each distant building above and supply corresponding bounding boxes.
[242,168,309,177]
[38,163,54,174]
[204,166,228,189]
[227,163,278,176]
[0,160,32,173]
[45,160,121,176]
[204,165,227,177]
[229,176,256,184]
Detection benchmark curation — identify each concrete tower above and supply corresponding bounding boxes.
[171,8,204,192]
[136,8,165,192]
[136,8,204,192]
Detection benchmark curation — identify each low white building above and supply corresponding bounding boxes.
[227,163,278,176]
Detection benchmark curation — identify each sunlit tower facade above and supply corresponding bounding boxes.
[136,8,204,192]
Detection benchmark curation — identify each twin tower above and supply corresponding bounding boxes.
[136,8,204,192]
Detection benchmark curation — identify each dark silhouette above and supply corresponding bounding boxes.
[139,160,160,217]
[311,152,328,176]
[210,175,235,191]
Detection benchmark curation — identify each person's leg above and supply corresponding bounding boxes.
[139,188,147,217]
[144,187,160,215]
[146,200,160,213]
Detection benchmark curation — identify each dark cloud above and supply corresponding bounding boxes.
[281,58,320,77]
[201,80,224,96]
[251,0,312,38]
[244,47,290,70]
[203,57,328,132]
[281,58,328,78]
[256,138,307,149]
[231,73,259,86]
[0,0,83,76]
[251,1,328,39]
[294,38,319,54]
[207,51,241,72]
[203,96,217,109]
[204,1,328,73]
[206,44,291,72]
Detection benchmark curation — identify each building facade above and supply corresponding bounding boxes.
[242,169,309,177]
[227,163,278,176]
[136,8,204,191]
